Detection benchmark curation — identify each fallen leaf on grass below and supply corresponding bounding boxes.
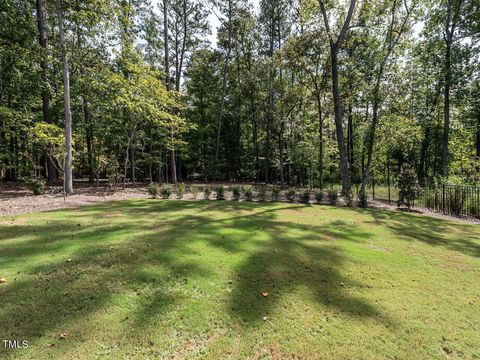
[442,346,452,355]
[59,332,68,340]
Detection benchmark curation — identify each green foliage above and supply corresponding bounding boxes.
[203,186,212,200]
[214,185,225,200]
[396,164,422,210]
[176,183,186,199]
[286,188,297,202]
[190,185,199,199]
[24,178,46,195]
[159,184,173,199]
[300,189,311,203]
[1,0,478,194]
[315,190,324,203]
[271,187,281,201]
[243,186,254,201]
[257,186,268,202]
[232,185,242,201]
[147,183,159,198]
[327,190,338,205]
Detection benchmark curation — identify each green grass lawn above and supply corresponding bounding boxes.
[1,200,479,359]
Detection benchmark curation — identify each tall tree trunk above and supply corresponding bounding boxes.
[441,0,454,177]
[131,147,135,185]
[418,125,431,185]
[251,94,260,183]
[360,68,383,196]
[36,0,49,128]
[318,0,357,194]
[56,0,73,193]
[170,131,177,184]
[163,0,170,89]
[36,0,57,181]
[279,138,284,188]
[175,0,188,92]
[83,97,94,183]
[359,0,414,197]
[265,13,275,184]
[164,0,177,184]
[316,91,324,189]
[330,44,351,194]
[476,109,480,157]
[347,93,354,178]
[123,143,129,190]
[214,0,232,181]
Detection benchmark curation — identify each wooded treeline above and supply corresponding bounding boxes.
[0,0,479,194]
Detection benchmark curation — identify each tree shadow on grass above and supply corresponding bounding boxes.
[353,207,480,257]
[0,200,395,357]
[223,216,390,326]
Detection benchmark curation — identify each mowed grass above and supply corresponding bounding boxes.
[0,201,479,359]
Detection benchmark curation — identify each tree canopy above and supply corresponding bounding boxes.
[0,0,479,190]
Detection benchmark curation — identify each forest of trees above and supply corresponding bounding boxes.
[0,0,479,195]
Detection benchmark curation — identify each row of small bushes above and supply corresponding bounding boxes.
[148,183,340,205]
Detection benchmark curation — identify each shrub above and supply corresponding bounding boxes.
[159,184,173,199]
[24,178,46,195]
[244,186,254,201]
[286,188,296,202]
[176,183,186,199]
[314,190,324,203]
[257,186,268,202]
[215,185,225,200]
[300,189,311,203]
[396,164,422,210]
[190,185,199,199]
[203,186,212,200]
[232,185,242,201]
[357,190,368,208]
[327,189,338,205]
[271,186,281,201]
[147,182,159,198]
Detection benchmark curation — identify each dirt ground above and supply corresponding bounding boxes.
[0,183,149,217]
[0,182,477,223]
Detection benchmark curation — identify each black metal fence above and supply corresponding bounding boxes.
[414,184,480,219]
[361,179,479,220]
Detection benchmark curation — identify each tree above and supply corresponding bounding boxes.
[441,0,464,176]
[56,0,73,193]
[359,0,416,198]
[317,0,357,195]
